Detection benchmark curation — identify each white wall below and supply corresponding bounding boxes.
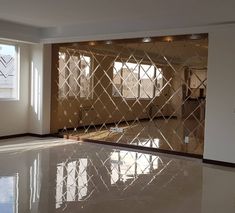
[0,42,51,137]
[41,44,51,134]
[0,43,30,136]
[204,26,235,164]
[28,44,51,134]
[28,44,43,134]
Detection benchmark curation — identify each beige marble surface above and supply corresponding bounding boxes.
[0,136,233,213]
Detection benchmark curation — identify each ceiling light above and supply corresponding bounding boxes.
[105,40,113,45]
[190,34,200,40]
[89,41,96,46]
[142,37,152,43]
[164,36,173,42]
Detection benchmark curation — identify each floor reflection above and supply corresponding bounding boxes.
[0,137,234,213]
[56,159,88,208]
[65,118,204,155]
[0,175,18,213]
[52,144,181,212]
[55,148,163,210]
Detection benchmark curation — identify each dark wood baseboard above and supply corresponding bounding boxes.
[27,133,54,138]
[203,158,235,168]
[0,133,53,140]
[0,133,29,140]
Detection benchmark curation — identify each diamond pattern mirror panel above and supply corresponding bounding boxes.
[51,34,208,155]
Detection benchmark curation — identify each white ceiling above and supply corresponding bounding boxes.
[0,0,235,43]
[0,0,235,28]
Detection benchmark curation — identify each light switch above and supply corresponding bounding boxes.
[184,136,189,144]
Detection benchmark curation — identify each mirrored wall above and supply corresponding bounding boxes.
[51,34,208,155]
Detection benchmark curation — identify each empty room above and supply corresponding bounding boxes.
[0,1,235,212]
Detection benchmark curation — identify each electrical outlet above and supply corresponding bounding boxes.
[110,127,124,133]
[184,136,189,144]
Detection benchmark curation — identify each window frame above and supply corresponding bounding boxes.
[78,54,94,99]
[0,41,20,101]
[58,50,93,100]
[112,61,163,100]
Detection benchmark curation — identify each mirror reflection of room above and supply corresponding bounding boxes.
[51,34,208,156]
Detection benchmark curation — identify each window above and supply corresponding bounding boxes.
[112,61,163,99]
[0,43,19,99]
[58,52,92,99]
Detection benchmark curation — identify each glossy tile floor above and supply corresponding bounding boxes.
[65,118,204,155]
[0,137,234,213]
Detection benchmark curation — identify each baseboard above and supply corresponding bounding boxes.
[0,133,29,140]
[0,133,53,140]
[203,158,235,168]
[27,133,54,138]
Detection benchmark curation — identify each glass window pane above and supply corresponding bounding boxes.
[58,53,92,99]
[113,62,122,97]
[122,62,138,98]
[0,44,18,99]
[58,52,69,98]
[140,64,155,98]
[68,56,79,97]
[155,68,163,96]
[80,55,91,98]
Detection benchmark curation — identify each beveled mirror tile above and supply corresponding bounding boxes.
[52,35,208,155]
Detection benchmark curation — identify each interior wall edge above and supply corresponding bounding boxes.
[204,25,235,164]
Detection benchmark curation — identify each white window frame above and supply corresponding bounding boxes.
[112,61,163,100]
[58,51,93,100]
[0,42,20,101]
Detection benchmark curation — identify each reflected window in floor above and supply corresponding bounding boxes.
[0,175,18,213]
[30,154,41,210]
[111,150,159,184]
[56,159,88,209]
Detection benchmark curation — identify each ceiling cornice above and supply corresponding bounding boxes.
[1,19,235,44]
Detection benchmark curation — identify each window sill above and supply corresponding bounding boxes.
[0,98,19,102]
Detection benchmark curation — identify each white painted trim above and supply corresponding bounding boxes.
[40,23,235,44]
[1,17,235,44]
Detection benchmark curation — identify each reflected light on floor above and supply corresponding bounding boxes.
[0,137,234,213]
[0,139,78,153]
